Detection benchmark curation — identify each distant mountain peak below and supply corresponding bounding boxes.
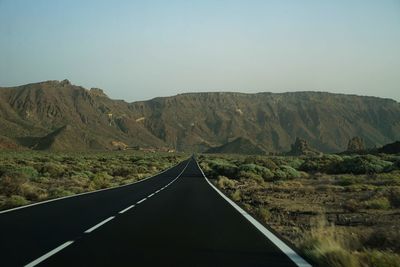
[89,88,108,98]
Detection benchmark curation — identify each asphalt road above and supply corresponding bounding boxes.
[0,157,310,267]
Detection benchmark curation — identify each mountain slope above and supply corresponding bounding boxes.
[1,80,400,152]
[205,137,266,155]
[0,80,165,150]
[127,92,400,152]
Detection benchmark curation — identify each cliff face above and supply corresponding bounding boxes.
[128,92,400,152]
[1,80,399,152]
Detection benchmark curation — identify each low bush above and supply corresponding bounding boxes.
[216,176,236,189]
[364,227,400,252]
[48,188,74,198]
[387,187,400,208]
[342,199,360,212]
[300,219,360,267]
[256,206,271,223]
[336,174,363,186]
[239,164,274,180]
[360,250,400,267]
[363,197,391,210]
[40,162,66,177]
[0,175,27,196]
[90,172,113,190]
[244,156,278,170]
[300,155,343,173]
[273,165,301,180]
[208,159,238,179]
[4,195,29,209]
[334,155,392,175]
[231,189,242,201]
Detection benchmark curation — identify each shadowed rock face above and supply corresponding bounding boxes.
[347,136,365,152]
[378,141,400,154]
[0,80,400,152]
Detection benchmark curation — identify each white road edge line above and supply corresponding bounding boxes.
[0,160,186,215]
[194,159,312,267]
[148,193,155,198]
[119,205,135,214]
[24,241,74,267]
[84,216,115,233]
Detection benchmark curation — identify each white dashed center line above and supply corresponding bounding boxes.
[24,241,74,267]
[119,205,135,214]
[84,216,115,234]
[23,160,191,267]
[136,198,147,204]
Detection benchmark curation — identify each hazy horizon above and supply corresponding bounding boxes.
[1,0,399,101]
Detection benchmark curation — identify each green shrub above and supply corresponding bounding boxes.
[20,183,47,201]
[301,220,360,267]
[237,171,264,183]
[0,165,39,180]
[239,164,274,180]
[387,187,400,208]
[256,207,271,223]
[208,159,238,179]
[336,174,362,186]
[91,172,113,189]
[342,199,360,212]
[112,166,134,177]
[272,165,301,180]
[361,250,400,267]
[394,159,400,170]
[364,197,391,210]
[371,172,400,186]
[41,162,66,177]
[284,157,305,169]
[231,189,242,201]
[334,155,392,174]
[280,165,301,179]
[216,176,236,189]
[273,169,288,180]
[0,175,27,196]
[300,155,343,173]
[4,195,29,209]
[244,156,278,170]
[49,188,75,198]
[364,227,400,252]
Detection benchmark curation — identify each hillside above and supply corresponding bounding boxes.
[205,137,266,155]
[1,80,400,152]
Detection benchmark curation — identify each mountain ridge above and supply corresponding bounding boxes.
[1,80,399,152]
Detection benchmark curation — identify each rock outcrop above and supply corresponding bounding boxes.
[347,136,365,152]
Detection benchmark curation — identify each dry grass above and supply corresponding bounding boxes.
[0,151,187,210]
[201,153,400,267]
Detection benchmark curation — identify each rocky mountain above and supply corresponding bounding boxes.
[347,136,366,152]
[1,80,400,152]
[287,137,319,156]
[205,137,266,155]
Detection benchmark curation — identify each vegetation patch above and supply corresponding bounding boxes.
[0,151,186,210]
[199,153,400,267]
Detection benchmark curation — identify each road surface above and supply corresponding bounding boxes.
[0,157,311,267]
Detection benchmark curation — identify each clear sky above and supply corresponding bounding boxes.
[0,0,399,101]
